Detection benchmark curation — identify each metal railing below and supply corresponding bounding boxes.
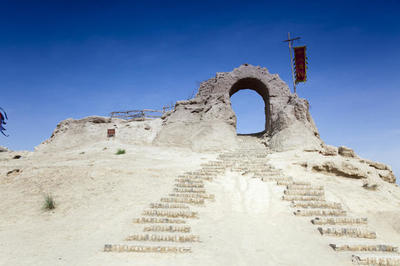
[110,105,174,120]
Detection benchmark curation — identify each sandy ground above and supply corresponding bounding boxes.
[1,136,400,265]
[0,140,214,266]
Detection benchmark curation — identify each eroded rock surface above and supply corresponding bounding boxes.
[304,154,396,183]
[0,146,9,152]
[312,160,369,179]
[338,146,356,158]
[320,145,338,156]
[36,116,162,151]
[154,64,322,152]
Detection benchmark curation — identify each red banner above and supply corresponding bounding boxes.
[293,46,307,83]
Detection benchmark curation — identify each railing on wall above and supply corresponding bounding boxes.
[110,105,174,120]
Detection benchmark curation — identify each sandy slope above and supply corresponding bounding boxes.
[0,145,349,266]
[0,140,215,266]
[1,127,400,265]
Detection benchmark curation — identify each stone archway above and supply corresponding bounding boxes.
[229,77,271,135]
[155,64,322,151]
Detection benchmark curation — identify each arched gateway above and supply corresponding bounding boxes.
[229,77,271,134]
[155,64,322,151]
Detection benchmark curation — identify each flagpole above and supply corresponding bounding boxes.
[283,32,301,94]
[287,32,297,94]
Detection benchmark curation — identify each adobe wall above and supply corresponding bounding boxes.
[154,64,323,151]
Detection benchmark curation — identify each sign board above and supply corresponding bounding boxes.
[107,129,115,138]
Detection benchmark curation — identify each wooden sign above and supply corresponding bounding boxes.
[107,129,115,137]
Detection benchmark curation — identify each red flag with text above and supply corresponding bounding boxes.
[293,46,307,83]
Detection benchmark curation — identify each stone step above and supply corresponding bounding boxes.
[230,167,248,172]
[352,255,400,265]
[261,177,291,182]
[254,172,282,177]
[125,234,200,243]
[218,155,252,158]
[173,188,206,193]
[240,165,274,168]
[291,201,341,209]
[184,171,212,178]
[293,181,312,186]
[185,171,213,175]
[282,195,325,201]
[104,244,192,253]
[256,168,280,171]
[311,217,368,225]
[287,185,324,190]
[178,174,207,178]
[200,163,224,167]
[329,244,398,252]
[142,210,198,219]
[200,166,226,169]
[233,156,265,159]
[200,168,226,172]
[143,225,191,233]
[189,172,218,177]
[317,227,376,239]
[252,168,280,172]
[250,167,278,170]
[175,179,204,184]
[195,170,224,174]
[150,203,189,209]
[232,161,270,164]
[256,172,282,176]
[133,217,187,224]
[284,189,325,196]
[201,161,223,164]
[231,168,275,172]
[294,209,346,216]
[180,176,213,182]
[223,157,267,160]
[169,193,215,200]
[160,197,205,205]
[233,162,272,168]
[175,183,204,188]
[276,180,294,186]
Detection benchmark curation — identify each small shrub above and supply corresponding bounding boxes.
[43,194,56,210]
[116,149,126,155]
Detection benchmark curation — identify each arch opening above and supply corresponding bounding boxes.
[229,78,271,136]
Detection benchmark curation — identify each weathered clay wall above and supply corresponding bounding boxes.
[154,64,323,151]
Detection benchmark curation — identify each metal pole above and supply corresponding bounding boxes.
[287,32,297,94]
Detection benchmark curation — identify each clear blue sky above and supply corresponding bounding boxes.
[1,1,399,180]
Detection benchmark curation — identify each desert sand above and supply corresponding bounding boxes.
[1,117,400,266]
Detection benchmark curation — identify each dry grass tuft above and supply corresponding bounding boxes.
[43,194,56,210]
[116,149,126,155]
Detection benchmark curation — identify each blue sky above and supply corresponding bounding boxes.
[1,1,399,180]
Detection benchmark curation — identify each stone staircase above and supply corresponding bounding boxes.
[104,150,228,253]
[264,153,400,265]
[104,137,400,264]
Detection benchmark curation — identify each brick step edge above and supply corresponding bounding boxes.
[104,244,192,253]
[351,255,400,265]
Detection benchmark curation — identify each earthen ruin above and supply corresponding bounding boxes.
[155,64,322,152]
